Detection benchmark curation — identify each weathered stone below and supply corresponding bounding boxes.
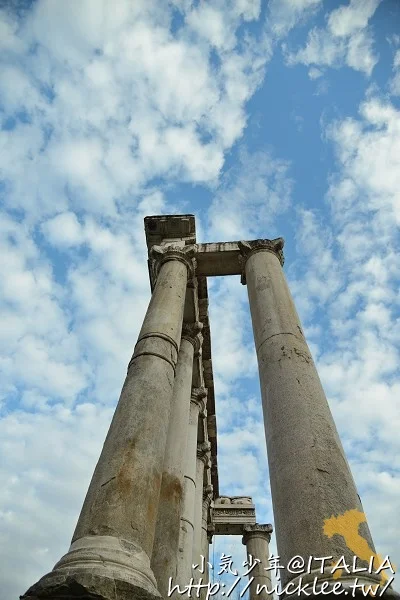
[151,333,197,598]
[22,247,194,600]
[242,524,273,600]
[175,388,207,588]
[200,486,213,588]
[21,571,161,600]
[239,241,380,588]
[212,496,256,535]
[181,321,203,356]
[192,441,211,570]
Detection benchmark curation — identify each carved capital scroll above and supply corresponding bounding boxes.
[242,523,273,545]
[182,321,203,355]
[238,238,284,285]
[191,387,207,416]
[197,440,211,466]
[149,243,197,285]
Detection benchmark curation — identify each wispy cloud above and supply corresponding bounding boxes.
[284,0,381,75]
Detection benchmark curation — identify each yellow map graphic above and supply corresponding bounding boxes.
[323,509,389,585]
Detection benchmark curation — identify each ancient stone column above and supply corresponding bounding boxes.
[193,442,211,576]
[22,244,195,600]
[151,323,202,598]
[176,388,207,588]
[239,239,384,594]
[200,486,213,587]
[242,524,273,600]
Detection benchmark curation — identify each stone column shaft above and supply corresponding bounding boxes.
[200,488,213,586]
[176,388,207,587]
[22,245,195,600]
[193,443,211,576]
[242,524,273,600]
[151,324,201,598]
[239,239,383,594]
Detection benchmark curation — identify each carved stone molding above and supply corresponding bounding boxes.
[182,322,203,355]
[149,243,197,284]
[242,523,273,545]
[203,484,213,504]
[191,387,207,416]
[238,238,285,284]
[213,508,256,517]
[197,441,211,466]
[212,498,256,535]
[215,496,252,505]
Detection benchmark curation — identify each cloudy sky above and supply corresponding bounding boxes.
[1,0,400,597]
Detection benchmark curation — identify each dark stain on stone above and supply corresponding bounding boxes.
[160,472,184,504]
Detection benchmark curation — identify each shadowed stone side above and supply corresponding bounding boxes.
[21,571,161,600]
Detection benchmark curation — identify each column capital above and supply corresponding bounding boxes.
[242,523,273,545]
[182,322,203,355]
[149,243,197,284]
[197,440,211,466]
[191,387,207,416]
[238,238,285,284]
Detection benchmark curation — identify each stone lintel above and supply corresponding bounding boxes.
[194,241,285,278]
[144,214,284,278]
[195,242,242,277]
[212,496,256,535]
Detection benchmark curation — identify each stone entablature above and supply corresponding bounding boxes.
[212,496,256,535]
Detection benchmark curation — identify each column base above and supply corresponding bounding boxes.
[21,536,161,600]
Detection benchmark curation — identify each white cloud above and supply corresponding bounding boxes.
[0,0,273,221]
[187,5,237,51]
[41,212,83,247]
[0,403,114,598]
[207,148,292,241]
[186,0,262,51]
[267,0,322,38]
[308,66,323,79]
[328,99,400,224]
[284,0,381,75]
[327,0,381,37]
[0,216,90,406]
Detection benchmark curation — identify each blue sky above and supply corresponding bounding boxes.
[1,1,400,598]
